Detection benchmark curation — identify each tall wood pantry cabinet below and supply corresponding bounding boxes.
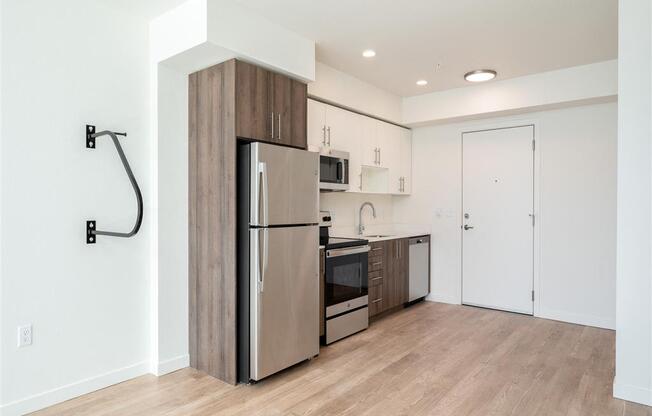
[188,59,307,385]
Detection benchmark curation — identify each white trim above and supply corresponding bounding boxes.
[154,354,190,376]
[537,307,615,330]
[613,378,652,406]
[0,361,149,416]
[426,292,460,305]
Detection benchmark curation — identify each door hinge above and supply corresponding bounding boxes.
[531,291,535,301]
[532,139,536,151]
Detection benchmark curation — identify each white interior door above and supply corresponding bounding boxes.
[462,125,534,314]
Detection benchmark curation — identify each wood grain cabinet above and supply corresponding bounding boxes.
[189,59,308,385]
[368,238,409,318]
[235,60,307,149]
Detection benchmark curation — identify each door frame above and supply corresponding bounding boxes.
[458,119,542,317]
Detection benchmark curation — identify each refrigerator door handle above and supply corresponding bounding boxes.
[258,162,269,226]
[259,228,267,292]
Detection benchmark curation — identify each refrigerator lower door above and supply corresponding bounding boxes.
[250,225,319,381]
[250,142,319,226]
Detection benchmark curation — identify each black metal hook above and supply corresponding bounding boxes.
[85,124,143,244]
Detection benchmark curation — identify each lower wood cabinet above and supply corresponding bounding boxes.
[368,238,409,318]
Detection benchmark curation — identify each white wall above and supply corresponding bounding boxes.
[309,62,403,123]
[614,0,652,406]
[153,65,189,375]
[393,101,617,329]
[0,1,151,414]
[403,60,617,126]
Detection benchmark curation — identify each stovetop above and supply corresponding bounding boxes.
[320,236,369,250]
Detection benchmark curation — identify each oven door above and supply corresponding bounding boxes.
[325,245,369,313]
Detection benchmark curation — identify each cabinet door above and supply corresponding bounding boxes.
[289,80,307,149]
[378,122,400,171]
[347,112,364,192]
[269,72,292,146]
[384,238,409,309]
[307,99,326,151]
[399,128,412,194]
[324,105,350,150]
[361,117,379,167]
[397,238,409,304]
[383,124,401,193]
[383,239,399,309]
[235,60,271,141]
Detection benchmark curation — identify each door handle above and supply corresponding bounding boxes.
[278,113,282,141]
[258,162,268,226]
[271,112,275,139]
[259,228,268,292]
[463,224,474,230]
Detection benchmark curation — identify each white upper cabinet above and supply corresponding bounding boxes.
[307,98,411,195]
[398,127,412,194]
[307,99,327,151]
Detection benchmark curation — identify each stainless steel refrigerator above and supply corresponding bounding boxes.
[237,142,320,383]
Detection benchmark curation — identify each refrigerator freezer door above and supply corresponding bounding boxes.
[250,142,319,226]
[250,225,319,381]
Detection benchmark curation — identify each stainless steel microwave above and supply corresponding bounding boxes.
[319,149,349,191]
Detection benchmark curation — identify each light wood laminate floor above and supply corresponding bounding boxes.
[33,302,650,416]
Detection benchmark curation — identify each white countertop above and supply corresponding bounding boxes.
[329,223,431,243]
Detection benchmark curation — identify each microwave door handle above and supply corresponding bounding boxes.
[336,161,343,181]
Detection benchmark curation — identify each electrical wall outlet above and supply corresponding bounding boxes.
[18,324,32,347]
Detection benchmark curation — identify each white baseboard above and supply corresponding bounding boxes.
[154,354,189,376]
[614,378,652,406]
[426,292,460,305]
[0,360,149,416]
[537,307,615,330]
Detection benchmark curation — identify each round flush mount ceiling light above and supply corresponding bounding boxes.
[416,80,428,86]
[362,49,376,58]
[464,69,497,82]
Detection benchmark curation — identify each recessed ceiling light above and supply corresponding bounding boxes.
[464,69,497,83]
[362,49,376,58]
[416,80,428,86]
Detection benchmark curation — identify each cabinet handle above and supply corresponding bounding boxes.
[378,148,381,165]
[278,113,282,141]
[372,247,382,251]
[372,261,382,266]
[322,126,326,145]
[371,276,383,281]
[374,148,378,165]
[372,298,383,304]
[359,173,362,191]
[327,126,331,146]
[271,112,275,139]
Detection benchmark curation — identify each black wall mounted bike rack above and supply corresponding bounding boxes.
[85,124,143,244]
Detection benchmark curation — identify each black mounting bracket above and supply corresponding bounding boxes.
[86,125,96,148]
[86,221,97,244]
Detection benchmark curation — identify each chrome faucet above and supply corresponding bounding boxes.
[358,202,376,235]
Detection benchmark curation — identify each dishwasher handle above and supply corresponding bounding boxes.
[409,235,430,245]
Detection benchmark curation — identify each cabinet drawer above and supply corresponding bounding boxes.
[368,270,384,287]
[369,243,384,256]
[368,258,384,272]
[369,284,384,316]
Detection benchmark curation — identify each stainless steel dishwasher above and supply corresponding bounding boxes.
[409,236,430,302]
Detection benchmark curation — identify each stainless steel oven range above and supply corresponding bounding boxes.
[320,212,369,344]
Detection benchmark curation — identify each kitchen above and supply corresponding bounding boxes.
[3,1,650,415]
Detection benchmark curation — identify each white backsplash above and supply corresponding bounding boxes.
[319,192,394,236]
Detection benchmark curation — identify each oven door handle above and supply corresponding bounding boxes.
[326,245,370,258]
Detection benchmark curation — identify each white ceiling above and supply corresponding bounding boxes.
[109,0,617,97]
[238,0,618,96]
